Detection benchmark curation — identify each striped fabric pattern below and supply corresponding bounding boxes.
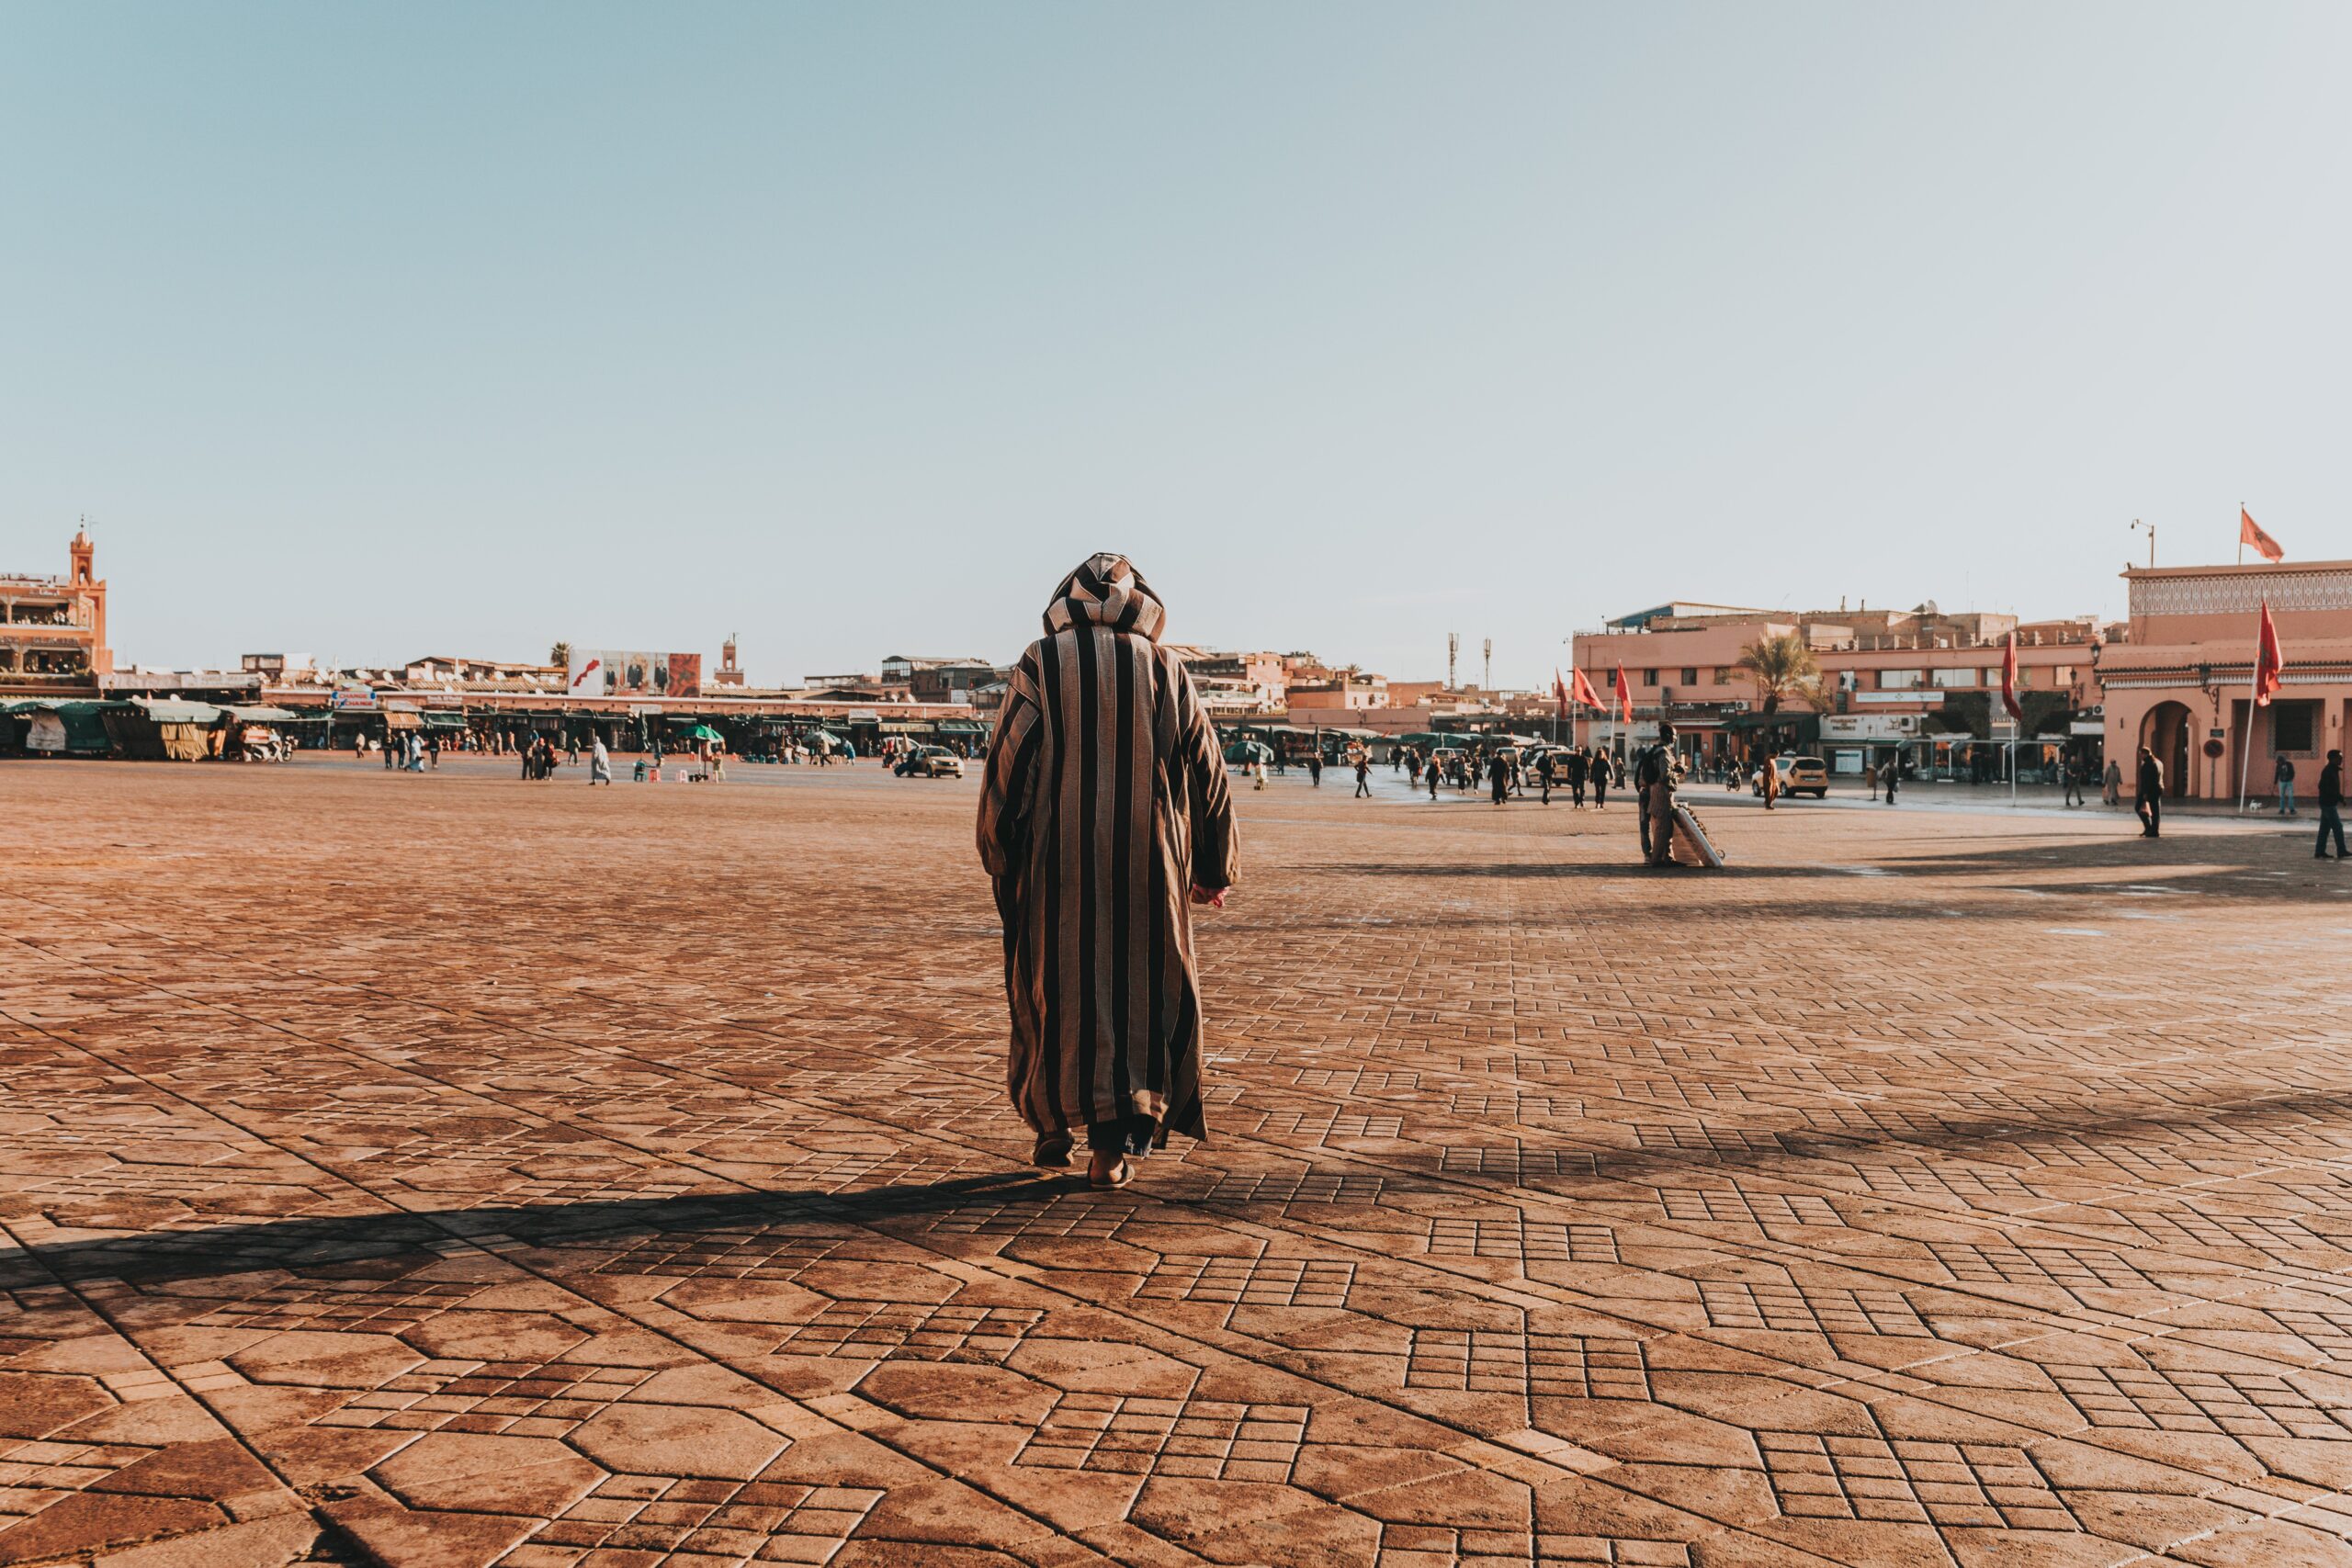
[978,554,1238,1146]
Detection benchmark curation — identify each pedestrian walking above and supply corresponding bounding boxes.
[2134,745,2162,838]
[2103,758,2122,807]
[1427,760,1440,799]
[2063,756,2084,807]
[1308,753,1322,788]
[1866,761,1879,802]
[2316,749,2346,859]
[425,733,441,771]
[1487,750,1510,805]
[977,554,1237,1190]
[1759,748,1781,811]
[1883,758,1900,805]
[1354,755,1372,797]
[2275,753,2298,816]
[1566,747,1587,807]
[1591,750,1611,810]
[591,735,613,784]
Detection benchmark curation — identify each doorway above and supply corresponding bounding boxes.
[2140,701,2195,799]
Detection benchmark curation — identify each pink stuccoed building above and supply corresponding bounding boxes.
[1568,600,2109,780]
[2098,559,2352,803]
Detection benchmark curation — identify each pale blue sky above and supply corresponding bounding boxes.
[5,3,2347,684]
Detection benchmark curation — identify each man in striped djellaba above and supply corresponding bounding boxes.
[977,554,1239,1190]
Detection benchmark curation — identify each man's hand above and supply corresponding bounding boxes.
[1190,885,1227,908]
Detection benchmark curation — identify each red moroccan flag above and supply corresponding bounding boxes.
[1552,669,1569,717]
[2000,632,2023,727]
[2242,507,2284,563]
[1570,668,1603,709]
[1613,664,1633,722]
[2256,600,2284,707]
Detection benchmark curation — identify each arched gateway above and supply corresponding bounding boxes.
[2139,700,2195,799]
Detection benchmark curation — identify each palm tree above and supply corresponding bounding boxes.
[548,640,573,670]
[1736,632,1826,715]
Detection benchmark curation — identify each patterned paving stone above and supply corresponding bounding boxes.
[5,760,2352,1563]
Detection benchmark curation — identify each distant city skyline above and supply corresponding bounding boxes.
[5,2,2348,684]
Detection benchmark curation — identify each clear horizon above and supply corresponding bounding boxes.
[6,3,2348,685]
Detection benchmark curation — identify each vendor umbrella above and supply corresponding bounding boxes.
[675,723,724,742]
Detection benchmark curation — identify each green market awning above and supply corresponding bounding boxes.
[675,723,724,742]
[139,700,223,725]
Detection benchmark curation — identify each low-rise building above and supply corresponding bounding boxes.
[1286,669,1388,712]
[2,529,110,698]
[881,656,998,704]
[1570,598,2115,779]
[1170,649,1288,714]
[2097,558,2352,803]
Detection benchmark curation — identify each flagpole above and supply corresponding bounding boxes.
[2239,658,2257,818]
[2238,502,2245,567]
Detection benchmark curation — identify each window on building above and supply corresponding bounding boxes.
[1642,669,1658,686]
[1878,669,1921,690]
[1931,668,1974,688]
[2274,700,2317,753]
[1679,667,1698,686]
[1713,667,1731,684]
[2053,665,2076,685]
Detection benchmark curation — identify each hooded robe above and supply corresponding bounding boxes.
[977,554,1238,1145]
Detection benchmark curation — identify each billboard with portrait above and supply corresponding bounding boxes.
[567,649,701,698]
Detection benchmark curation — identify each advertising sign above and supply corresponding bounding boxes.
[569,649,702,698]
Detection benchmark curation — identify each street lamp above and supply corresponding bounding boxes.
[2131,519,2155,569]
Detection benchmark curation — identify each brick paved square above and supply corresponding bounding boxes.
[2,760,2347,1563]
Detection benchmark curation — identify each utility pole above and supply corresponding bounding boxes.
[2132,518,2154,570]
[1447,632,1458,691]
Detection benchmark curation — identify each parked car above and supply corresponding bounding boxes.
[1754,755,1828,798]
[897,745,965,779]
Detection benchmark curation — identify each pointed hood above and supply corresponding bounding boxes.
[1044,553,1165,640]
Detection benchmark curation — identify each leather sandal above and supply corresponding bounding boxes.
[1088,1156,1134,1190]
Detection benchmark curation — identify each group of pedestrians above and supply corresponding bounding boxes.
[1394,742,1621,808]
[1539,747,1616,808]
[2132,744,2345,857]
[373,731,437,772]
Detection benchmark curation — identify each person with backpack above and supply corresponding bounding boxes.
[1636,725,1684,866]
